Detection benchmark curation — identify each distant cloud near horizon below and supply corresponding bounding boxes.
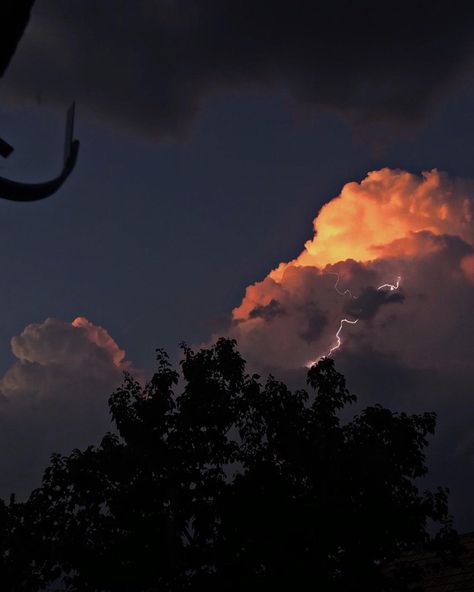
[4,1,474,138]
[0,316,133,500]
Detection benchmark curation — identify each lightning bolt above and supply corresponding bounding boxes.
[328,271,357,299]
[377,276,401,292]
[306,274,402,367]
[326,318,359,357]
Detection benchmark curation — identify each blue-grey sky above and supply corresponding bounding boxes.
[1,1,474,530]
[0,79,474,375]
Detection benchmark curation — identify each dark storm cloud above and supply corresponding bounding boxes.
[299,304,328,344]
[249,298,285,321]
[4,1,474,138]
[344,286,404,320]
[339,350,474,530]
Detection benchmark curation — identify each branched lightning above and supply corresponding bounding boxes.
[377,276,401,292]
[328,271,357,299]
[327,318,359,357]
[306,274,402,367]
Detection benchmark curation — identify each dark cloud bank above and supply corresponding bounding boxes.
[4,0,474,138]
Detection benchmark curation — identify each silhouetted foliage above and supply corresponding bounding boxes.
[0,339,457,591]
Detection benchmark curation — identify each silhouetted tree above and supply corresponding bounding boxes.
[0,339,456,591]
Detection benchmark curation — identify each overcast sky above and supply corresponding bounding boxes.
[1,0,474,529]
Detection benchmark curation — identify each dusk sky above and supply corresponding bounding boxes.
[1,1,474,530]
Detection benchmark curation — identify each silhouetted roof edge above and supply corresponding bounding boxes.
[403,532,474,591]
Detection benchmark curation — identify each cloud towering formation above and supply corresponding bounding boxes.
[228,169,474,370]
[4,1,474,138]
[0,317,131,499]
[224,168,474,527]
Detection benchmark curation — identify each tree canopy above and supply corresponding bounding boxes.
[1,338,456,591]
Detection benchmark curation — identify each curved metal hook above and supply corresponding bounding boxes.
[0,102,79,202]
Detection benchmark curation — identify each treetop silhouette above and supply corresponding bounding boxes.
[1,338,457,591]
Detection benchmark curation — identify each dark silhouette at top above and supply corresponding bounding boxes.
[0,1,35,78]
[0,0,80,202]
[0,1,35,160]
[0,339,458,591]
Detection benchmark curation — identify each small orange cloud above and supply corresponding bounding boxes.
[72,317,128,369]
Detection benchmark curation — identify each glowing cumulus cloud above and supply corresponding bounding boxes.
[270,168,474,277]
[224,168,474,371]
